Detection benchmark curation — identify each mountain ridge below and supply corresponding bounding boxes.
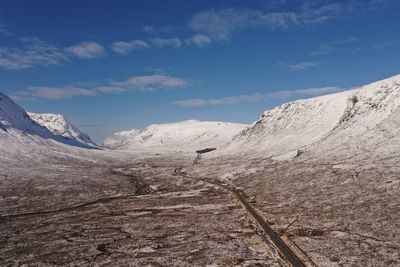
[103,120,248,152]
[225,74,400,160]
[28,112,97,147]
[0,91,96,149]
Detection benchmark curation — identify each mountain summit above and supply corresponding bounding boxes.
[0,91,96,149]
[28,113,97,147]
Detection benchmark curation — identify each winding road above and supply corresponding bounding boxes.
[173,167,315,267]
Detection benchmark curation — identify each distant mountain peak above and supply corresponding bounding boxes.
[28,112,97,147]
[0,90,96,149]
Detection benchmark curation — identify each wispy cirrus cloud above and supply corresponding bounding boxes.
[111,40,150,54]
[172,86,345,107]
[151,38,182,48]
[0,34,106,70]
[14,86,96,100]
[65,42,105,59]
[142,25,155,34]
[110,75,187,92]
[0,38,68,70]
[142,25,181,35]
[188,1,398,41]
[289,62,318,71]
[278,61,319,71]
[12,74,187,100]
[188,5,337,40]
[186,34,212,47]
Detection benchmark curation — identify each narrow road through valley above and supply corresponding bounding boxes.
[173,167,315,267]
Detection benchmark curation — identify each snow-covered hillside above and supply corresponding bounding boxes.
[0,91,96,150]
[104,120,247,152]
[226,90,354,155]
[308,74,400,161]
[29,113,97,147]
[102,129,140,149]
[226,74,400,160]
[0,92,54,138]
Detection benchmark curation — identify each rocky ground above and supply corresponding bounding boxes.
[187,153,400,266]
[0,153,284,266]
[1,149,399,266]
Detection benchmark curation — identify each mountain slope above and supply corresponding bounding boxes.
[102,129,140,149]
[226,74,400,160]
[28,113,97,147]
[104,120,248,152]
[0,92,54,138]
[0,91,95,150]
[307,74,400,161]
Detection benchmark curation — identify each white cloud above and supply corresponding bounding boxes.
[278,61,319,71]
[186,34,211,47]
[172,98,207,107]
[0,39,107,70]
[189,7,315,40]
[0,39,68,70]
[288,62,318,71]
[188,1,395,40]
[113,75,187,91]
[111,40,150,54]
[17,86,96,100]
[142,25,180,35]
[151,38,182,48]
[12,74,187,100]
[172,86,345,107]
[65,42,105,59]
[142,25,155,33]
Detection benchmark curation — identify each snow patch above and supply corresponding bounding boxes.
[272,150,302,161]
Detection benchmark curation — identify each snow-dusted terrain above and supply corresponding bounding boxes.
[29,112,97,147]
[226,74,400,161]
[0,92,56,139]
[2,75,400,266]
[102,129,140,149]
[0,91,96,153]
[104,120,248,152]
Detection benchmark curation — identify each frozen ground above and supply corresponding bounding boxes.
[0,150,287,266]
[2,144,399,266]
[186,151,400,266]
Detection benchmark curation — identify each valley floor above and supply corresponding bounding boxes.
[1,150,399,266]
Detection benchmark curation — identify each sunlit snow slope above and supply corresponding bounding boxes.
[0,91,96,152]
[29,113,97,147]
[104,120,248,152]
[226,74,400,160]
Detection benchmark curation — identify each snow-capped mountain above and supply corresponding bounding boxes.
[226,74,400,161]
[102,129,140,149]
[0,92,55,138]
[103,120,248,152]
[28,113,97,147]
[0,91,96,150]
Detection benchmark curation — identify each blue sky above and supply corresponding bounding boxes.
[0,0,399,142]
